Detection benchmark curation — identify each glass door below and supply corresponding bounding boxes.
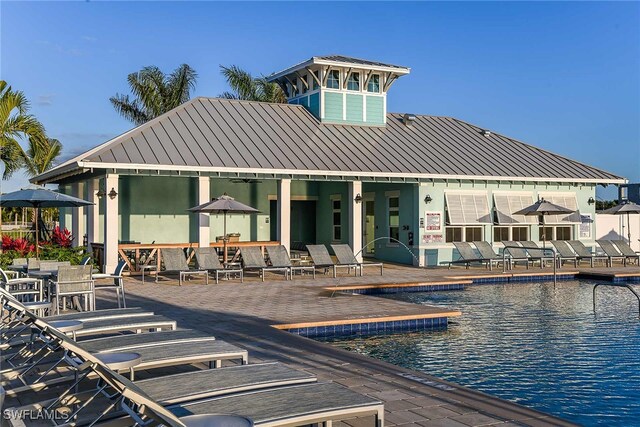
[363,198,375,255]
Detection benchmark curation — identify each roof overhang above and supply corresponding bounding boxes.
[31,161,627,186]
[267,57,411,82]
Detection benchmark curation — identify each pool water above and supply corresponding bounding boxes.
[321,281,640,426]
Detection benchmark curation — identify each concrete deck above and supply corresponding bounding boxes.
[104,264,598,426]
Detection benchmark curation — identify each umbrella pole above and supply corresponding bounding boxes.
[223,211,228,264]
[628,212,632,244]
[35,207,39,258]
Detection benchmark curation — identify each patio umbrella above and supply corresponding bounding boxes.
[0,187,94,257]
[188,193,259,263]
[513,198,575,247]
[601,201,640,244]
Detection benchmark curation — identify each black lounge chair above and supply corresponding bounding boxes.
[194,247,243,284]
[596,240,628,267]
[306,244,356,277]
[448,242,484,270]
[266,245,315,279]
[240,246,288,281]
[158,248,208,285]
[612,240,640,266]
[567,240,608,267]
[501,242,532,269]
[331,244,383,276]
[551,241,578,267]
[520,241,555,268]
[473,241,504,270]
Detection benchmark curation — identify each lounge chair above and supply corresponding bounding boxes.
[92,260,128,308]
[520,241,555,268]
[473,241,504,270]
[240,246,289,282]
[158,247,208,285]
[596,240,628,267]
[567,240,608,267]
[501,241,532,269]
[448,242,484,270]
[331,244,383,276]
[306,244,352,277]
[551,241,578,267]
[612,240,640,266]
[266,245,315,279]
[194,247,243,284]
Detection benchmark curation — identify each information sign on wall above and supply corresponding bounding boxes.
[424,211,442,231]
[579,214,592,239]
[422,234,443,244]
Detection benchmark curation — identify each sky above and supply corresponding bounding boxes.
[1,1,638,199]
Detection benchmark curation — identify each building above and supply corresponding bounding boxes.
[619,183,640,204]
[33,55,625,272]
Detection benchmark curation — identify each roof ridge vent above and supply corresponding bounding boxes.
[481,129,492,137]
[403,114,416,127]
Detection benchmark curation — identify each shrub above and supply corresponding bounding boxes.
[50,226,73,248]
[1,235,35,255]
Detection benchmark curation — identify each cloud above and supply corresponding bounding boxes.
[82,35,97,42]
[35,40,84,57]
[37,94,55,106]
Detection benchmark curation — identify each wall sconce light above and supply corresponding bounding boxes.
[96,189,106,199]
[587,197,595,205]
[108,188,118,200]
[424,194,432,204]
[354,193,363,204]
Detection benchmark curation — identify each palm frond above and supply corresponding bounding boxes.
[220,65,258,101]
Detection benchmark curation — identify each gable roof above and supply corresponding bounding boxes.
[33,97,624,185]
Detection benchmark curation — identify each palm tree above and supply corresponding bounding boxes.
[0,81,47,179]
[220,65,287,104]
[23,136,62,177]
[110,64,198,126]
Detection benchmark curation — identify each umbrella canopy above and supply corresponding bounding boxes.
[188,193,259,263]
[601,201,640,215]
[601,201,640,244]
[188,193,259,214]
[513,198,576,247]
[513,199,575,216]
[0,188,94,208]
[0,187,93,257]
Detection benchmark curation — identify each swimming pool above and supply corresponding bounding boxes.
[321,281,640,426]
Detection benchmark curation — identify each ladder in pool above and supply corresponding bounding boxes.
[593,283,640,318]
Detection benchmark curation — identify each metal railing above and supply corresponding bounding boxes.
[502,245,562,287]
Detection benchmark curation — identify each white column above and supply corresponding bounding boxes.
[198,176,210,247]
[103,174,119,273]
[348,181,363,262]
[277,179,291,252]
[71,182,85,247]
[86,178,100,250]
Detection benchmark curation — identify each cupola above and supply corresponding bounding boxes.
[267,55,410,126]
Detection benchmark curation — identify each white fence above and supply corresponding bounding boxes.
[595,213,640,251]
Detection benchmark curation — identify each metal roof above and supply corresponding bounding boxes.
[266,56,410,82]
[33,97,624,184]
[314,55,409,70]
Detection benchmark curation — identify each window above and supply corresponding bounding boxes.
[299,75,308,94]
[556,226,571,240]
[494,227,509,242]
[367,74,380,93]
[312,70,320,90]
[327,70,340,89]
[539,226,572,241]
[494,226,528,242]
[332,197,341,241]
[493,193,537,224]
[388,196,399,241]
[465,227,482,242]
[512,227,528,241]
[445,192,491,225]
[347,72,360,91]
[289,81,297,97]
[446,227,462,243]
[537,193,581,224]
